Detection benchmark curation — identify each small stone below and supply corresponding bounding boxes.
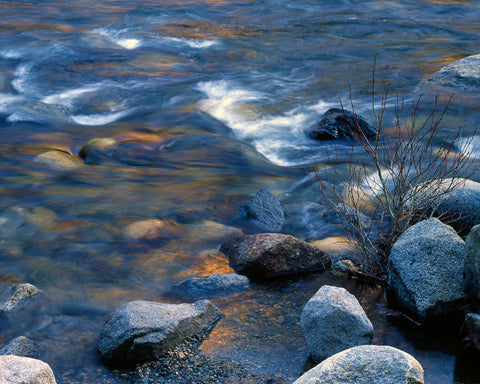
[178,273,250,296]
[332,259,355,272]
[0,336,40,358]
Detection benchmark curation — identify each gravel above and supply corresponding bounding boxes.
[123,332,283,384]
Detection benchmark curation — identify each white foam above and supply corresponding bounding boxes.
[360,168,397,198]
[197,80,264,138]
[42,84,103,108]
[93,28,142,50]
[0,93,24,113]
[164,37,218,48]
[11,64,32,94]
[0,49,24,59]
[71,110,129,126]
[116,38,142,50]
[458,135,480,159]
[196,80,336,166]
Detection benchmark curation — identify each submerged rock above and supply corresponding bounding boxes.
[0,336,40,358]
[308,108,376,141]
[220,233,331,280]
[98,299,223,366]
[178,273,250,296]
[412,178,480,234]
[387,218,465,321]
[34,150,84,170]
[301,285,373,362]
[123,219,181,241]
[237,188,284,232]
[0,355,57,384]
[0,283,44,313]
[292,345,424,384]
[430,54,480,92]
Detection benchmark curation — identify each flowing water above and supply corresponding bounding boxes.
[2,0,480,383]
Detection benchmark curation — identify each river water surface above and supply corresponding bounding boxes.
[2,1,480,383]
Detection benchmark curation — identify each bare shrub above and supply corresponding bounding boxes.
[313,72,476,279]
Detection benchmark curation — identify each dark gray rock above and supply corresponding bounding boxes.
[308,108,376,141]
[0,355,57,384]
[98,299,223,366]
[0,336,40,358]
[220,233,331,280]
[464,224,480,301]
[237,189,284,232]
[178,273,249,296]
[430,54,480,92]
[0,283,44,313]
[387,218,465,321]
[301,285,373,362]
[463,313,480,354]
[292,345,424,384]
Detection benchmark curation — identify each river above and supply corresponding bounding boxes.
[1,0,480,383]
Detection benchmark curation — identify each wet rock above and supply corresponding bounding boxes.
[220,233,331,280]
[0,354,57,384]
[98,299,223,366]
[79,137,117,164]
[34,150,84,170]
[292,345,424,384]
[0,336,40,358]
[430,54,480,92]
[332,259,356,273]
[237,189,284,232]
[465,224,480,301]
[463,313,480,354]
[301,285,373,362]
[308,108,376,141]
[123,219,181,241]
[387,218,465,321]
[178,273,250,296]
[0,283,44,313]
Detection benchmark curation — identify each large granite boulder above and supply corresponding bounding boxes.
[430,54,480,92]
[464,224,480,301]
[387,218,465,321]
[237,188,284,232]
[178,273,250,296]
[292,345,424,384]
[308,108,376,141]
[301,285,373,362]
[220,233,331,280]
[0,336,40,358]
[0,355,57,384]
[98,299,223,366]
